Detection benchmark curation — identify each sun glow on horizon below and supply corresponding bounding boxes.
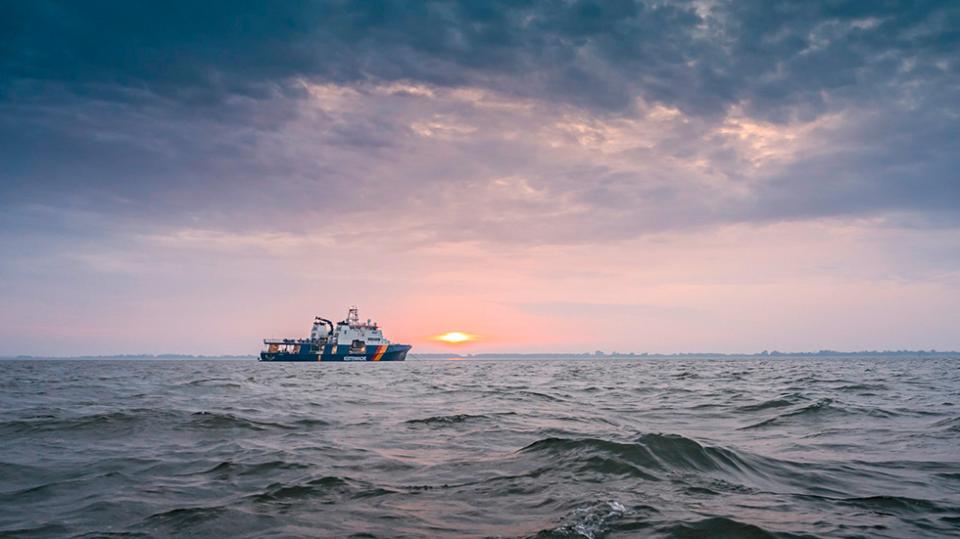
[434,331,476,344]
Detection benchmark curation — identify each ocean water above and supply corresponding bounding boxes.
[1,357,958,538]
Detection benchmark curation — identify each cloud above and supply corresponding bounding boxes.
[6,1,957,113]
[0,1,957,245]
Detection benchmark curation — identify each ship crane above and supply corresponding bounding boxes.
[310,317,334,341]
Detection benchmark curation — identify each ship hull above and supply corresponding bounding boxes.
[259,344,410,362]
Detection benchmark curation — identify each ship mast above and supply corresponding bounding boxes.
[347,306,360,327]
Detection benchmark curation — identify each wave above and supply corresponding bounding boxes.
[930,416,960,432]
[512,432,858,502]
[405,412,516,425]
[688,403,723,410]
[838,495,950,514]
[187,411,300,431]
[736,394,803,413]
[0,523,71,537]
[740,398,849,429]
[72,531,153,538]
[530,501,629,539]
[836,383,889,392]
[0,461,47,479]
[249,476,350,502]
[186,378,243,388]
[199,460,310,477]
[743,397,905,429]
[406,413,489,425]
[143,506,228,529]
[658,516,811,538]
[937,472,960,482]
[0,409,176,435]
[519,433,768,482]
[286,417,332,428]
[1,409,332,438]
[511,390,568,403]
[248,476,394,503]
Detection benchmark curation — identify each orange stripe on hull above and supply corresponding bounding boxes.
[372,345,387,361]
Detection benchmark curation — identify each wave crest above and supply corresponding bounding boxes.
[660,516,810,538]
[520,433,761,481]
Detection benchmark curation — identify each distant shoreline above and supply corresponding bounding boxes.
[1,351,957,361]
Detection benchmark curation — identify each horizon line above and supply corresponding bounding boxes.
[3,349,959,360]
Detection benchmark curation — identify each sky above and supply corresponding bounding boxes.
[1,0,958,356]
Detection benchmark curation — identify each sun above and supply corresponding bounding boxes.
[434,331,475,344]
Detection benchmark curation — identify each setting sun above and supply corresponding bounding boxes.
[434,331,476,344]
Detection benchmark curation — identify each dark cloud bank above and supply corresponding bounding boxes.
[1,0,958,241]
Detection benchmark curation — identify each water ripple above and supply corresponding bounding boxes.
[0,356,958,538]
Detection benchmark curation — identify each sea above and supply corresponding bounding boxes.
[1,357,958,538]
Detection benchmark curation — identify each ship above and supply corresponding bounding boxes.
[260,307,411,362]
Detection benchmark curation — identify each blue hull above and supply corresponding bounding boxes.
[260,344,410,362]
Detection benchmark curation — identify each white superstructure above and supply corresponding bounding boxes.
[309,307,389,348]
